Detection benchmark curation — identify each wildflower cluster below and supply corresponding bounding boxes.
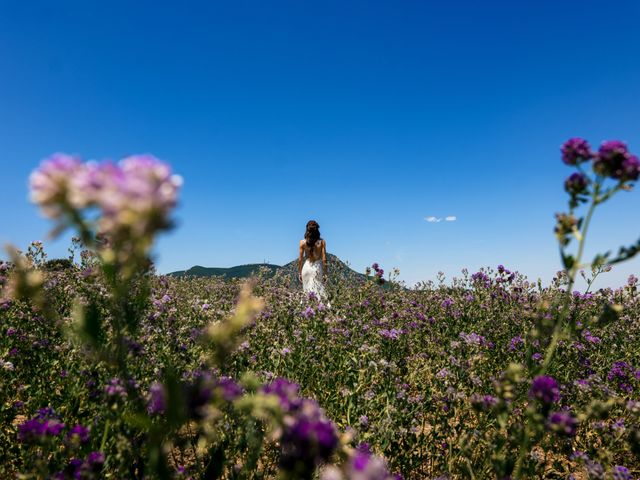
[262,378,339,477]
[2,152,403,479]
[29,153,182,269]
[321,444,401,480]
[370,263,385,285]
[1,144,638,478]
[557,138,638,246]
[561,138,640,182]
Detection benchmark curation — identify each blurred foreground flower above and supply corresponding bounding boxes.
[29,153,182,267]
[547,411,577,437]
[321,448,401,480]
[529,375,560,405]
[260,378,339,478]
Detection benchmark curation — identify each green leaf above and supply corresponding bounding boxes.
[148,442,171,480]
[561,252,575,270]
[609,237,640,265]
[204,442,227,479]
[122,412,153,431]
[72,299,105,348]
[591,253,610,269]
[163,366,185,429]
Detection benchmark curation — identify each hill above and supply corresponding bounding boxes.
[167,253,365,285]
[168,263,280,280]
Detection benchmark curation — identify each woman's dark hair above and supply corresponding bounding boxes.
[304,220,321,251]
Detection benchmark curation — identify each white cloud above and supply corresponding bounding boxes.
[425,215,457,223]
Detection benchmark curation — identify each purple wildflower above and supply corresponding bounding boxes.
[356,442,372,454]
[279,399,339,477]
[564,172,589,196]
[471,271,491,287]
[37,407,57,419]
[471,394,499,411]
[548,411,577,437]
[529,376,561,405]
[561,138,592,165]
[459,331,487,347]
[585,460,604,479]
[608,361,635,393]
[612,466,632,480]
[262,378,302,412]
[18,417,65,442]
[57,452,104,480]
[342,450,399,479]
[370,263,385,284]
[509,336,523,351]
[441,298,454,308]
[29,153,83,218]
[583,330,601,344]
[67,424,90,444]
[104,378,127,398]
[359,415,369,428]
[215,376,243,401]
[379,328,403,340]
[281,414,338,469]
[147,382,166,415]
[29,153,182,244]
[620,155,640,181]
[87,451,105,465]
[17,419,47,441]
[184,372,214,419]
[593,140,639,181]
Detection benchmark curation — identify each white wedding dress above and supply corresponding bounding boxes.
[301,258,328,302]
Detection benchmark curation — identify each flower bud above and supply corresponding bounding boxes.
[564,172,589,196]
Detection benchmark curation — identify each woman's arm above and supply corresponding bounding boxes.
[298,241,304,281]
[322,240,327,278]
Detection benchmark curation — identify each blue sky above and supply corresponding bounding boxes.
[1,1,639,288]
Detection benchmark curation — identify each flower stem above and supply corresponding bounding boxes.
[540,182,600,374]
[100,418,110,452]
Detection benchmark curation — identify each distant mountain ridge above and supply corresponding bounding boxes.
[168,254,365,284]
[168,263,280,280]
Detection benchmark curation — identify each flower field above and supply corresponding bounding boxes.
[1,139,639,479]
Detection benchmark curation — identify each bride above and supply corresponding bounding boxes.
[298,220,328,301]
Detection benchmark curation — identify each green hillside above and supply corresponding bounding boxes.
[167,254,366,285]
[168,263,280,279]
